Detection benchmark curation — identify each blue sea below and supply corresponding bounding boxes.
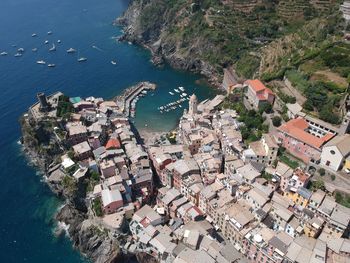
[0,0,216,262]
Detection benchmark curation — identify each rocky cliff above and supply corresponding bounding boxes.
[20,116,126,263]
[117,0,343,84]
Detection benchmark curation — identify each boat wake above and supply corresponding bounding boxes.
[92,45,103,52]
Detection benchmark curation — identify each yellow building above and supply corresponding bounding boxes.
[343,157,350,172]
[284,187,312,208]
[304,217,324,238]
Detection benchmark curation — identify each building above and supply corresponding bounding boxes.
[236,163,261,184]
[100,160,116,178]
[276,117,335,163]
[188,94,198,116]
[243,134,278,165]
[101,188,123,214]
[320,134,350,171]
[284,187,312,209]
[222,68,241,94]
[341,1,350,21]
[286,102,304,119]
[244,79,275,109]
[66,122,88,146]
[72,141,92,160]
[280,168,310,194]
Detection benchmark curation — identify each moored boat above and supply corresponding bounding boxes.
[0,52,8,56]
[37,60,46,65]
[77,57,87,62]
[67,48,76,53]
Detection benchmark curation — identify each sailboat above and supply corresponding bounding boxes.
[111,60,117,65]
[49,43,56,52]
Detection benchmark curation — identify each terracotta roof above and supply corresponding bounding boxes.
[245,79,267,92]
[278,118,334,149]
[105,138,121,149]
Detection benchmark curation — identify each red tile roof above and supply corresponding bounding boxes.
[278,118,335,149]
[105,138,121,149]
[245,79,267,93]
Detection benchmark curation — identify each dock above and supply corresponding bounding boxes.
[114,82,156,117]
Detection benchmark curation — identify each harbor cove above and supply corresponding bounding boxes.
[0,0,215,262]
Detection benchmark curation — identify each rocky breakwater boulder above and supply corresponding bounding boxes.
[56,205,122,263]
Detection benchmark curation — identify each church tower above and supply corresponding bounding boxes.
[189,94,198,115]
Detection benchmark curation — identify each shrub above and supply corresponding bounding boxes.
[310,179,325,191]
[272,116,282,127]
[331,174,336,181]
[318,168,325,176]
[92,198,103,217]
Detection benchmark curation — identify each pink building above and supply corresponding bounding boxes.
[244,79,275,109]
[101,188,123,214]
[276,118,335,163]
[280,167,310,193]
[100,160,116,178]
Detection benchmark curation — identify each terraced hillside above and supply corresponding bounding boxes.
[119,0,347,124]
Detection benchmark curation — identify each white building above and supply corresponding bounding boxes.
[341,1,350,21]
[320,134,350,171]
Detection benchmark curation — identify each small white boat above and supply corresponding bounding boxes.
[111,60,117,65]
[48,64,56,67]
[37,60,46,65]
[32,33,37,37]
[0,52,8,56]
[47,31,53,35]
[128,41,132,45]
[174,89,180,93]
[179,105,182,108]
[77,57,87,62]
[169,92,174,95]
[44,40,49,44]
[14,53,22,57]
[67,48,76,53]
[179,86,185,91]
[49,43,56,52]
[182,93,187,97]
[32,48,38,52]
[57,40,61,43]
[17,48,24,53]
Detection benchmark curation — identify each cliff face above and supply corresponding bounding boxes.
[117,0,342,83]
[20,116,124,263]
[56,205,124,263]
[118,0,222,86]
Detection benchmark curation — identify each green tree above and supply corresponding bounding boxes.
[272,116,282,127]
[310,179,325,191]
[318,168,325,176]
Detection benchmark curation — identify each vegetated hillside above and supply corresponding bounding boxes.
[120,0,342,78]
[119,0,348,123]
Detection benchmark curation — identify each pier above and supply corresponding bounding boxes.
[115,81,156,117]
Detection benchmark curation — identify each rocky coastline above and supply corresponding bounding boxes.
[115,1,222,88]
[19,117,142,262]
